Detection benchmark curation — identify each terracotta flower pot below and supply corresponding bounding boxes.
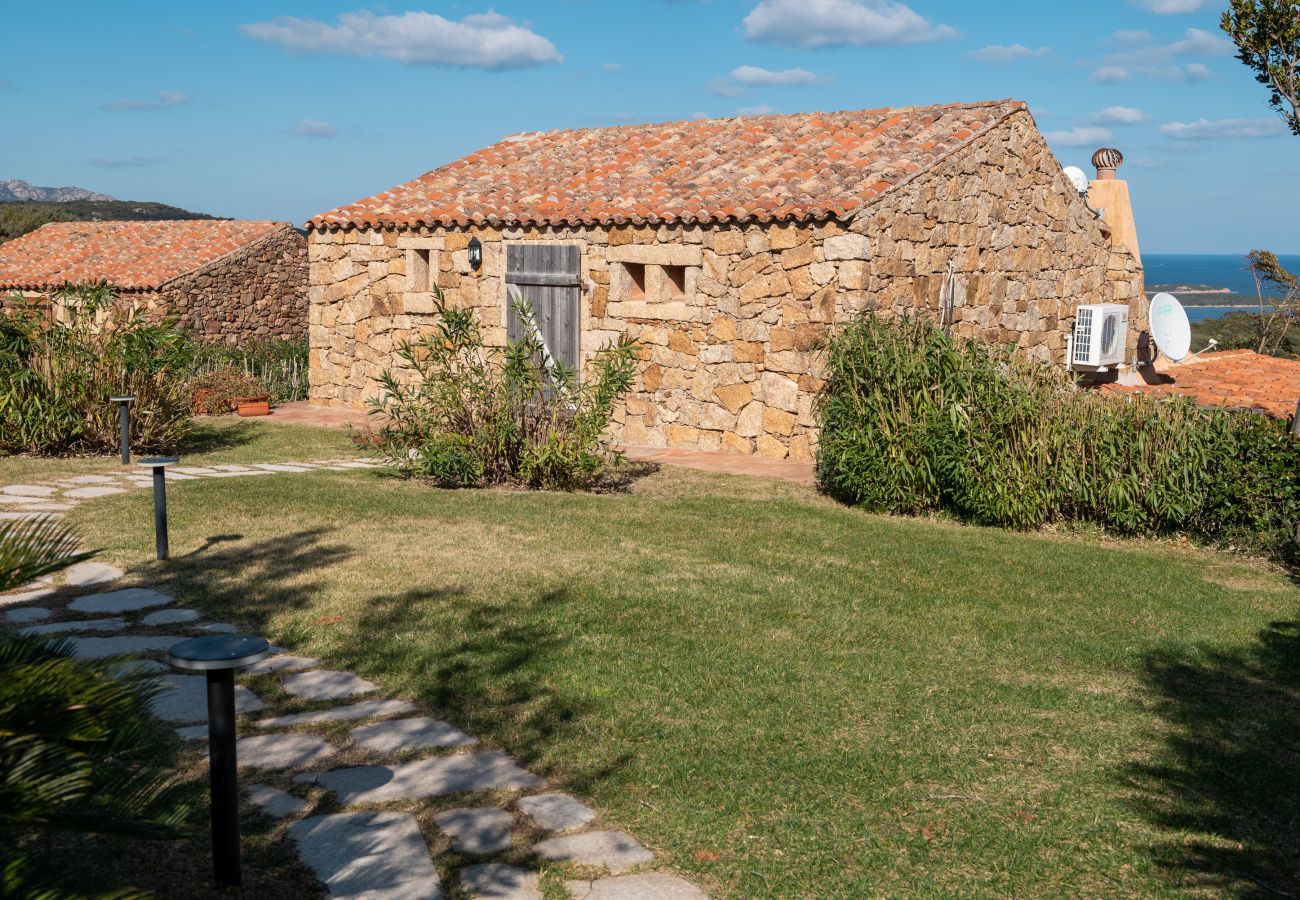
[232,396,271,417]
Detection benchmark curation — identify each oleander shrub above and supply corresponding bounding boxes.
[365,289,638,490]
[190,337,308,403]
[818,314,1300,560]
[0,283,193,456]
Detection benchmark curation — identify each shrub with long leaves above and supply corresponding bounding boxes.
[365,289,639,490]
[0,282,194,456]
[0,518,188,896]
[818,314,1300,559]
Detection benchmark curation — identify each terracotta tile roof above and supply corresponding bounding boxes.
[0,220,291,291]
[307,99,1028,231]
[1102,350,1300,419]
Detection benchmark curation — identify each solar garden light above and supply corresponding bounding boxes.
[168,635,270,888]
[137,456,178,560]
[110,395,136,464]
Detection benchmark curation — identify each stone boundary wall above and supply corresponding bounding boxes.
[308,109,1142,460]
[142,225,308,344]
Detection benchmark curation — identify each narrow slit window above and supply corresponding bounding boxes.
[409,248,432,291]
[663,264,687,299]
[625,262,646,299]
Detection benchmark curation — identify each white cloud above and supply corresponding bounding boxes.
[241,10,562,70]
[742,0,957,48]
[604,63,624,73]
[690,112,710,121]
[89,156,162,168]
[731,65,826,86]
[1159,117,1285,140]
[968,44,1050,64]
[1091,65,1129,82]
[293,119,339,138]
[105,90,189,111]
[1087,27,1232,82]
[1043,126,1115,147]
[1093,105,1148,125]
[1128,0,1212,12]
[737,104,779,116]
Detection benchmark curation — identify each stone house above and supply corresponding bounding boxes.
[306,99,1143,460]
[0,220,308,343]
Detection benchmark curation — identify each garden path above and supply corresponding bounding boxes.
[0,460,707,899]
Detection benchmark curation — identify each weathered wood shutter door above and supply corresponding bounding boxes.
[504,244,581,371]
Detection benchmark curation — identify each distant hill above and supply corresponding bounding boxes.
[0,179,114,202]
[0,199,220,244]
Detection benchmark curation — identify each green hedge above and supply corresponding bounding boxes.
[816,315,1300,560]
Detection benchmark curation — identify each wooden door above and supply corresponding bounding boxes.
[505,244,580,371]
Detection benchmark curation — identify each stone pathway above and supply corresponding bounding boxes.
[0,457,708,899]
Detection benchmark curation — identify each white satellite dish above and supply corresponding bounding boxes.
[1063,165,1089,195]
[1149,292,1191,362]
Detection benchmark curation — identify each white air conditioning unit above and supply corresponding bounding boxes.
[1072,303,1128,368]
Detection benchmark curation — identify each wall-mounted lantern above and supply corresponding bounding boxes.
[468,236,483,271]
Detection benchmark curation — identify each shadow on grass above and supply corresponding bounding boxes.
[175,418,262,456]
[331,585,627,794]
[1127,621,1300,897]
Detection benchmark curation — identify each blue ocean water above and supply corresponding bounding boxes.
[1144,253,1300,323]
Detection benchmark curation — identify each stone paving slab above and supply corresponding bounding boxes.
[534,831,654,874]
[247,783,308,818]
[289,810,444,900]
[247,654,321,674]
[295,750,542,805]
[176,724,209,742]
[63,486,127,499]
[461,863,542,900]
[4,606,52,624]
[0,494,44,505]
[432,806,514,854]
[200,623,240,634]
[564,874,707,900]
[64,475,119,485]
[349,717,477,753]
[151,673,264,723]
[238,733,337,771]
[141,608,201,626]
[171,467,219,475]
[2,484,57,497]
[254,463,313,472]
[63,562,125,587]
[517,793,597,833]
[22,616,127,635]
[283,669,377,701]
[0,511,58,521]
[70,634,185,660]
[0,587,56,607]
[109,659,167,676]
[69,587,172,614]
[257,699,418,730]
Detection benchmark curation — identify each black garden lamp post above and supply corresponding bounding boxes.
[110,395,136,464]
[137,456,178,560]
[168,635,270,888]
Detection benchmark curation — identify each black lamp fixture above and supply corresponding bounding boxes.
[468,236,483,271]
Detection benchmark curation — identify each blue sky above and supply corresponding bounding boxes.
[2,0,1294,252]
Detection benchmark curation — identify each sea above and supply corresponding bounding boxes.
[1144,253,1300,323]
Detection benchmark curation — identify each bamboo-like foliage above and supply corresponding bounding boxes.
[0,283,193,455]
[189,338,309,404]
[818,314,1300,558]
[364,289,639,490]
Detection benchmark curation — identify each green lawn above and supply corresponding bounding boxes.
[29,454,1300,897]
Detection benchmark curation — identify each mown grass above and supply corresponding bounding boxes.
[54,465,1300,897]
[0,417,360,485]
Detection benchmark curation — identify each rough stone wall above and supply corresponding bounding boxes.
[308,109,1143,459]
[143,225,308,343]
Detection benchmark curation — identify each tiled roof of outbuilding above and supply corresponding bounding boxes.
[307,99,1028,231]
[0,220,290,291]
[1102,349,1300,419]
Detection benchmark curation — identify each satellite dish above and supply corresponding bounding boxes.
[1149,292,1191,362]
[1063,165,1089,195]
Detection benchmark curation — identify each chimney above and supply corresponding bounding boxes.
[1086,147,1140,265]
